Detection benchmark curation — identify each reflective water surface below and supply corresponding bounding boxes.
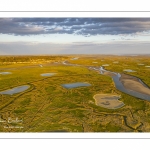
[0,85,30,95]
[62,82,91,89]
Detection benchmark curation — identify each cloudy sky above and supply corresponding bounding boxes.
[0,18,150,55]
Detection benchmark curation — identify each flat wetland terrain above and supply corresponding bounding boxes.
[1,55,150,132]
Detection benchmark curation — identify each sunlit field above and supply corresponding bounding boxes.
[0,55,150,132]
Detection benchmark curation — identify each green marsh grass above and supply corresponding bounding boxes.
[0,55,150,132]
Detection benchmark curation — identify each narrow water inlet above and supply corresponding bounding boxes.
[100,66,150,101]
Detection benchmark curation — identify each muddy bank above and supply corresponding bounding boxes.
[120,74,150,95]
[94,94,124,109]
[100,66,150,101]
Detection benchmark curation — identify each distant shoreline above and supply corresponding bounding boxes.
[0,54,150,56]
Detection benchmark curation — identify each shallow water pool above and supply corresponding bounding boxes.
[40,73,56,77]
[0,85,30,95]
[123,69,136,72]
[0,72,12,75]
[62,82,91,89]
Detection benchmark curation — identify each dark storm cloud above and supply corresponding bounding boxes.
[0,18,150,36]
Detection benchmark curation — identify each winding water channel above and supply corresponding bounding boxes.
[1,60,150,101]
[62,61,150,101]
[99,67,150,101]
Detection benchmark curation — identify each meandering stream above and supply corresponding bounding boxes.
[100,67,150,101]
[62,61,150,101]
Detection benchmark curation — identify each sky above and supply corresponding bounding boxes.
[0,18,150,55]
